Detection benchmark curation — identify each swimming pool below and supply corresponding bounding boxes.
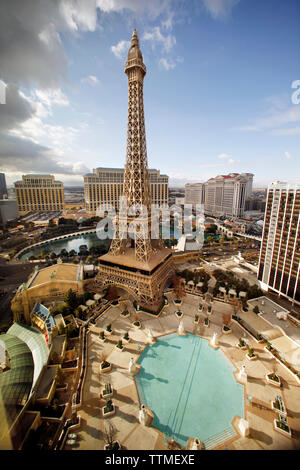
[135,333,244,448]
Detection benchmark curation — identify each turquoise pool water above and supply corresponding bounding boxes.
[135,334,244,448]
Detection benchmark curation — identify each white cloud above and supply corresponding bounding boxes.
[0,0,179,183]
[0,83,89,178]
[96,0,171,18]
[235,103,300,135]
[161,10,174,30]
[81,75,100,86]
[159,58,176,71]
[59,0,100,32]
[218,153,230,159]
[34,88,69,107]
[271,126,300,136]
[201,0,240,19]
[255,106,300,130]
[217,153,239,165]
[285,151,292,159]
[159,56,183,71]
[0,1,176,88]
[56,160,90,174]
[143,26,176,52]
[111,40,131,59]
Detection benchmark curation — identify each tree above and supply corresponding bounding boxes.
[40,249,50,257]
[213,282,220,297]
[60,249,69,258]
[205,224,217,234]
[64,289,78,312]
[79,244,88,256]
[51,398,59,412]
[170,236,177,247]
[55,367,64,387]
[48,219,56,228]
[8,249,17,259]
[66,323,75,339]
[74,306,83,319]
[172,275,186,300]
[107,285,118,301]
[103,421,118,450]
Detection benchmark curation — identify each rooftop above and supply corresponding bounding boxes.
[35,365,58,401]
[52,335,66,357]
[28,264,82,288]
[0,323,48,428]
[100,246,172,272]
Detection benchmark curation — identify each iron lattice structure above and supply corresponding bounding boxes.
[93,29,174,311]
[109,29,158,264]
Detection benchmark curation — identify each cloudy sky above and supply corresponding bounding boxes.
[0,0,299,188]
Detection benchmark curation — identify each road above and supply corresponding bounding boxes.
[0,258,42,328]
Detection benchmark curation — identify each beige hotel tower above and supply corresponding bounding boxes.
[258,181,300,305]
[14,174,64,215]
[84,167,168,214]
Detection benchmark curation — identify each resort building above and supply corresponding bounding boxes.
[185,182,205,207]
[84,167,169,213]
[31,303,57,347]
[204,173,253,218]
[0,199,18,228]
[14,174,64,216]
[258,181,300,305]
[0,322,55,449]
[0,173,7,199]
[11,262,84,323]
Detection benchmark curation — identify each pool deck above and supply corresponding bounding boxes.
[66,292,300,450]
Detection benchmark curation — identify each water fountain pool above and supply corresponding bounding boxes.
[135,333,244,448]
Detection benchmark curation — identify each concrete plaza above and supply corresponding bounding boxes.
[65,291,300,450]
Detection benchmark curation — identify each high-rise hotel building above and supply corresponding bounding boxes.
[185,182,205,206]
[84,167,168,214]
[204,173,253,218]
[258,181,300,305]
[0,173,8,199]
[14,174,64,215]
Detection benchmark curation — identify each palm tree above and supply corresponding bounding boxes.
[103,421,118,450]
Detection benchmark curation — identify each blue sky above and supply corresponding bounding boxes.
[1,0,300,187]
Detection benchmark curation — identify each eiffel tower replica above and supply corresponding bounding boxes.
[94,29,174,312]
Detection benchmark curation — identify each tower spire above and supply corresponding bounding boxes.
[94,30,175,312]
[109,29,154,263]
[131,28,139,46]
